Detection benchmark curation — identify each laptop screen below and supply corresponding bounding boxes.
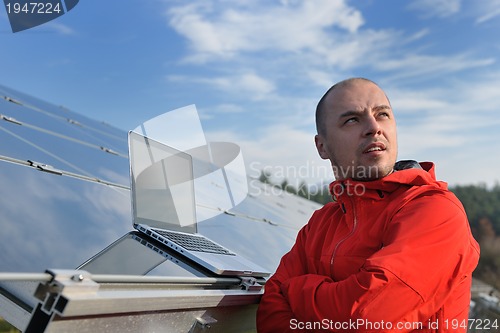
[128,131,197,233]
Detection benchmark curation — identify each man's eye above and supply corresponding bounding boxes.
[344,117,357,124]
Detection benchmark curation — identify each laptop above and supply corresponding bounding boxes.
[128,131,269,277]
[78,232,214,277]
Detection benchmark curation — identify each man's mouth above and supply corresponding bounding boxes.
[363,143,386,154]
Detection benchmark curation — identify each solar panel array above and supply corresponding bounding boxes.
[0,83,323,277]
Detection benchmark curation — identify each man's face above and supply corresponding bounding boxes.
[315,80,398,181]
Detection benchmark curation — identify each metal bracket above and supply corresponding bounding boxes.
[3,96,23,106]
[66,118,82,126]
[239,277,263,292]
[189,314,218,332]
[100,146,119,156]
[25,270,99,333]
[33,269,99,316]
[27,160,63,176]
[0,114,23,125]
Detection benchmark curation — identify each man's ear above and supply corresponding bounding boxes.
[315,134,329,160]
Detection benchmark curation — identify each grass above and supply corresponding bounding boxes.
[0,318,20,333]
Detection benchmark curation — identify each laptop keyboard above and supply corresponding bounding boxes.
[153,229,235,255]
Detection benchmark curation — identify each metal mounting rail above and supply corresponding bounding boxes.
[0,154,130,190]
[0,272,243,286]
[1,269,265,333]
[0,113,127,158]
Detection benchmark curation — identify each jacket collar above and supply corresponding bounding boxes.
[329,161,446,202]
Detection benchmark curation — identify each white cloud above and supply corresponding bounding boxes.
[165,1,494,89]
[162,0,500,188]
[167,0,364,62]
[307,70,339,88]
[388,75,500,186]
[390,94,450,113]
[474,0,500,24]
[207,124,330,185]
[398,123,500,186]
[407,0,500,26]
[405,28,431,43]
[204,69,500,188]
[167,71,275,99]
[376,53,494,81]
[407,0,461,18]
[208,103,246,114]
[43,22,75,35]
[389,71,500,116]
[237,73,276,98]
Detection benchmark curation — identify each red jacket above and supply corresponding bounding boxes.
[257,162,480,332]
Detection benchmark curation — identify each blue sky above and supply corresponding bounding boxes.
[1,0,500,188]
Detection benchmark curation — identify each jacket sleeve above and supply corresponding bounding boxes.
[256,212,315,333]
[258,193,480,332]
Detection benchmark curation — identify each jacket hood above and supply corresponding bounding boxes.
[329,160,447,201]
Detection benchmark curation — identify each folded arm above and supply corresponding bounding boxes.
[257,194,479,332]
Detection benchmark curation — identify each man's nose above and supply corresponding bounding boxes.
[363,116,382,137]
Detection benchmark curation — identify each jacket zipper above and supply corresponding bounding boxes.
[330,196,358,273]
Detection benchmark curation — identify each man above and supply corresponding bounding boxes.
[256,78,480,332]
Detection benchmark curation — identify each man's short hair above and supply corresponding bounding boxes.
[315,77,382,136]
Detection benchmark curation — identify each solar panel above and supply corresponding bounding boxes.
[0,84,321,276]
